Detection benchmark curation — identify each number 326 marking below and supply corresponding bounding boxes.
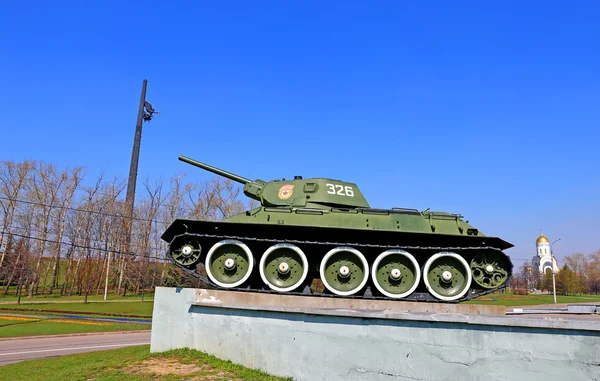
[326,184,354,197]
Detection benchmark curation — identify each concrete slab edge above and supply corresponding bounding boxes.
[189,287,507,315]
[190,300,600,332]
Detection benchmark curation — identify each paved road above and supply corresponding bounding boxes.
[0,331,151,366]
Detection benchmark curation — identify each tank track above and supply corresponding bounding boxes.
[165,228,512,304]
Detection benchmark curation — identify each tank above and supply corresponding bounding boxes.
[161,155,513,302]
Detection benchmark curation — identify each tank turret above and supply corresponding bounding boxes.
[179,155,370,208]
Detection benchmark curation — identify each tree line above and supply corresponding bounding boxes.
[4,159,597,301]
[0,159,250,302]
[512,251,600,295]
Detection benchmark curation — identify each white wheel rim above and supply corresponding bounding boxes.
[319,247,369,296]
[205,240,254,288]
[259,243,309,292]
[423,252,472,301]
[371,249,421,299]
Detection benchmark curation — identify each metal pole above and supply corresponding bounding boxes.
[104,250,111,301]
[552,271,557,304]
[551,238,561,304]
[124,79,147,249]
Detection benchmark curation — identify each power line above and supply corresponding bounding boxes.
[3,231,170,263]
[8,176,129,203]
[6,174,228,205]
[0,196,170,225]
[3,224,168,254]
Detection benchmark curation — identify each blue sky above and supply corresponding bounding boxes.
[1,1,599,265]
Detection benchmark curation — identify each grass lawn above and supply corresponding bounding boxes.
[0,315,148,338]
[0,301,154,317]
[0,345,292,381]
[463,293,600,306]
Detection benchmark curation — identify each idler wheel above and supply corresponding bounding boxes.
[320,247,369,296]
[205,240,254,288]
[170,238,202,267]
[259,243,309,292]
[470,251,510,289]
[423,252,472,301]
[371,250,421,299]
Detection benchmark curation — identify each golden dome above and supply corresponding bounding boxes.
[536,233,549,244]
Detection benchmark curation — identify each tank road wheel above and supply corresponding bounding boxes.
[205,240,254,288]
[259,243,309,292]
[170,238,202,267]
[320,247,369,296]
[423,252,472,301]
[470,251,510,289]
[371,250,421,299]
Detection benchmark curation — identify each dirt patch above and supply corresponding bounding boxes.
[128,359,202,376]
[124,358,243,380]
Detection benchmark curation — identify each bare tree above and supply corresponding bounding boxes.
[95,177,126,299]
[0,160,35,279]
[62,173,104,296]
[77,246,104,304]
[48,167,84,294]
[133,177,169,301]
[3,197,36,295]
[586,250,600,294]
[13,239,34,304]
[186,177,245,221]
[28,162,65,297]
[211,178,246,219]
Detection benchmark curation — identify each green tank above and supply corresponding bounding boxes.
[161,155,513,302]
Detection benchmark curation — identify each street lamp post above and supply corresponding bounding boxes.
[104,245,112,301]
[551,238,561,304]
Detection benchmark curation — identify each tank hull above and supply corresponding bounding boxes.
[162,214,513,303]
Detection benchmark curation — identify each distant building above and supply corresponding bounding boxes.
[531,232,559,274]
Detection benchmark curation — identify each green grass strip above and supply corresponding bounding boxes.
[0,316,149,338]
[463,293,600,306]
[0,301,153,317]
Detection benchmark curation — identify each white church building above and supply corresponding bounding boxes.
[531,232,560,274]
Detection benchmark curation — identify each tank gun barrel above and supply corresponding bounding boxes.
[178,156,251,184]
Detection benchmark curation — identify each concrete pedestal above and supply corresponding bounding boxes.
[151,287,600,381]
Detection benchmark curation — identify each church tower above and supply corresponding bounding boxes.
[532,232,559,274]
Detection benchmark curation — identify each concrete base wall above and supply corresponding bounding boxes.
[151,287,600,381]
